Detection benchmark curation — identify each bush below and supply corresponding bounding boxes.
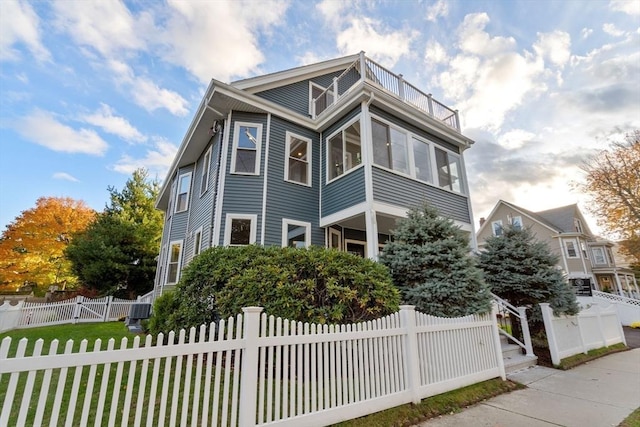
[147,246,400,335]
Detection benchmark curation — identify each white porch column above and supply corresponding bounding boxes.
[614,271,624,297]
[365,209,379,260]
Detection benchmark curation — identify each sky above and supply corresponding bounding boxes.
[1,0,639,236]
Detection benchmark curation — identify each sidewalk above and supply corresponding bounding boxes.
[417,348,640,427]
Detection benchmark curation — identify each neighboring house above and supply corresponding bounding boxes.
[153,52,477,295]
[476,200,639,299]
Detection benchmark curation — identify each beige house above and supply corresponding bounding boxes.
[476,200,639,299]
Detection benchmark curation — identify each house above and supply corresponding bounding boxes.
[153,52,477,295]
[476,200,639,299]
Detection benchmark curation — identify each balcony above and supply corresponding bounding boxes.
[311,52,460,131]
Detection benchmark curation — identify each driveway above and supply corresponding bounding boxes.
[623,326,640,348]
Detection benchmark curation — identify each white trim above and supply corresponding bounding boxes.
[213,114,232,247]
[166,240,184,285]
[224,214,258,246]
[325,116,362,184]
[564,238,579,259]
[592,247,607,265]
[174,172,192,213]
[193,226,203,258]
[319,201,368,227]
[284,131,312,187]
[281,219,312,248]
[200,145,212,196]
[261,114,271,245]
[492,220,503,237]
[328,227,342,249]
[309,82,330,115]
[344,239,367,258]
[231,121,263,175]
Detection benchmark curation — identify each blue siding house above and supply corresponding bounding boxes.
[154,52,477,294]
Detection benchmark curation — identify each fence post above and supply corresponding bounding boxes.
[611,302,627,346]
[103,296,113,322]
[399,305,421,404]
[490,304,506,380]
[239,307,263,427]
[332,77,338,105]
[398,74,405,100]
[595,304,608,348]
[73,296,83,324]
[539,303,560,366]
[426,93,434,116]
[517,307,534,357]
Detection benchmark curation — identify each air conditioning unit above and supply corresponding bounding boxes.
[125,303,152,332]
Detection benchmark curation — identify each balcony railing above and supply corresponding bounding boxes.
[312,52,460,131]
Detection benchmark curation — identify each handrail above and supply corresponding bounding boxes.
[491,293,534,357]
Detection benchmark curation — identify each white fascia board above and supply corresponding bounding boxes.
[231,54,360,93]
[319,202,368,227]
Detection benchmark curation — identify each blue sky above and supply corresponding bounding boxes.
[1,0,639,234]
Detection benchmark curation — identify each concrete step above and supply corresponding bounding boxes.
[501,343,522,359]
[503,353,538,374]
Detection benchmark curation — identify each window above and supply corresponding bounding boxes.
[285,132,311,186]
[345,239,366,258]
[167,241,183,284]
[328,120,361,181]
[200,147,212,196]
[565,240,578,258]
[412,137,433,183]
[371,118,409,174]
[309,82,332,115]
[175,173,192,213]
[511,216,523,230]
[492,220,503,237]
[193,227,203,257]
[574,218,584,234]
[224,214,257,246]
[592,247,606,264]
[282,219,311,248]
[231,122,262,174]
[329,228,342,250]
[435,147,462,192]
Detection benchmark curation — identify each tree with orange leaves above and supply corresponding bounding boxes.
[0,197,95,292]
[581,130,640,265]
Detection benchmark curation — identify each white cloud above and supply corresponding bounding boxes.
[610,0,640,16]
[534,31,571,67]
[581,28,593,39]
[297,51,327,66]
[113,138,178,176]
[159,0,288,82]
[497,129,536,150]
[16,110,108,155]
[336,18,417,68]
[81,103,146,142]
[458,13,516,56]
[426,0,448,22]
[603,23,625,37]
[425,40,448,66]
[53,172,80,182]
[316,0,350,27]
[0,0,50,62]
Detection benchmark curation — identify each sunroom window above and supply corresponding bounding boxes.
[435,147,462,193]
[412,137,432,183]
[328,120,361,180]
[371,118,409,174]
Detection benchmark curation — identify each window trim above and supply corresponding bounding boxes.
[434,146,464,193]
[284,131,312,187]
[565,239,579,258]
[309,82,332,115]
[231,122,263,175]
[281,218,312,248]
[326,117,363,184]
[492,220,503,237]
[371,116,410,175]
[344,239,367,258]
[224,214,258,246]
[166,240,183,285]
[175,172,192,213]
[328,227,342,250]
[592,247,607,265]
[200,146,212,196]
[193,226,203,258]
[511,216,523,230]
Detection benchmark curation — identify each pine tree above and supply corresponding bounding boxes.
[477,225,579,328]
[379,203,491,317]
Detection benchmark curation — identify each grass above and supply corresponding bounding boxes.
[619,407,640,427]
[332,379,524,427]
[554,343,628,370]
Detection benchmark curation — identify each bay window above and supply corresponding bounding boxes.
[328,120,361,181]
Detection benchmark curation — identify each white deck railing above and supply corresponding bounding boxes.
[491,293,534,357]
[0,305,505,427]
[590,291,640,326]
[312,52,460,131]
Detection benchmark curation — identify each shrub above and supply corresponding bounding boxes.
[147,245,400,335]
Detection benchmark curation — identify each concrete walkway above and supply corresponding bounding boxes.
[417,348,640,427]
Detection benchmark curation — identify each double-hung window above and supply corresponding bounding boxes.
[232,122,262,175]
[282,219,311,248]
[371,118,409,174]
[200,147,212,196]
[193,227,203,258]
[285,132,311,186]
[224,214,257,246]
[412,137,433,183]
[492,220,503,237]
[175,172,192,213]
[511,216,523,230]
[592,247,606,265]
[435,147,462,193]
[328,120,361,181]
[565,240,578,258]
[166,240,183,284]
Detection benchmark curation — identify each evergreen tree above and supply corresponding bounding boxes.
[379,203,491,317]
[477,225,579,328]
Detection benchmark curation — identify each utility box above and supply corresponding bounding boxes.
[125,303,152,333]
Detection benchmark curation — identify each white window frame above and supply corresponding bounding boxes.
[224,214,258,246]
[410,135,433,184]
[492,220,503,237]
[193,226,203,258]
[565,239,579,258]
[282,219,312,248]
[200,146,212,196]
[309,82,332,115]
[284,132,312,187]
[371,116,410,175]
[175,172,192,213]
[326,117,362,183]
[345,239,367,258]
[511,216,523,230]
[328,227,342,250]
[231,122,263,175]
[166,240,183,285]
[592,247,607,265]
[434,146,464,194]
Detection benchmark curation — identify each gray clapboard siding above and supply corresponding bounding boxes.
[218,112,268,246]
[169,164,195,243]
[372,167,470,223]
[263,116,323,246]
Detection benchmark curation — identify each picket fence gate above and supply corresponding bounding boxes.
[0,305,505,427]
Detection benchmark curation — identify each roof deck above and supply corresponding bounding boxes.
[312,52,460,131]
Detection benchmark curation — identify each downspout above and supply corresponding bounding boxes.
[209,124,224,247]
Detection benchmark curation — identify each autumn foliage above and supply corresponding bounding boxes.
[0,197,95,292]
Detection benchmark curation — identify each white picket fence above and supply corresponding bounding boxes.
[590,291,640,326]
[0,295,151,333]
[540,302,627,366]
[0,305,505,427]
